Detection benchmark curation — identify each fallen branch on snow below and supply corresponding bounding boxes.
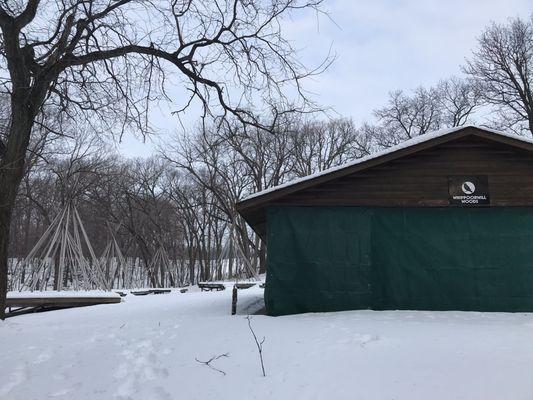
[195,353,229,376]
[246,315,266,377]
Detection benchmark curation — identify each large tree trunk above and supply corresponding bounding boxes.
[0,107,34,319]
[0,204,13,319]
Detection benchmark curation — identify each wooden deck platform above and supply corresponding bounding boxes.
[6,296,121,308]
[5,293,121,317]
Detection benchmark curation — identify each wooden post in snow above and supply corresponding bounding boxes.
[231,284,238,315]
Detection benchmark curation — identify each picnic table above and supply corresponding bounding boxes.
[198,282,226,292]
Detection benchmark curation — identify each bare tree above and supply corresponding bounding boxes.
[0,0,330,318]
[368,77,480,149]
[436,76,481,127]
[290,118,372,177]
[371,87,442,147]
[464,15,533,135]
[164,115,297,275]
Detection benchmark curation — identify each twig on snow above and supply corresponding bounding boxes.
[195,353,229,376]
[246,315,266,377]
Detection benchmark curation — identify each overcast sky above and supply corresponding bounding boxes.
[116,0,532,157]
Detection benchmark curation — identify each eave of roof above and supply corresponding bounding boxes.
[236,125,533,212]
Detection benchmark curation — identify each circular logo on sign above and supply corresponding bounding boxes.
[461,181,476,194]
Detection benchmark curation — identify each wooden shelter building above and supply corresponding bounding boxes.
[237,126,533,315]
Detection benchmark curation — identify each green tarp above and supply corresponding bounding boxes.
[265,206,533,316]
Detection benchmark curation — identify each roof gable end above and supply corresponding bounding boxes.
[236,125,533,211]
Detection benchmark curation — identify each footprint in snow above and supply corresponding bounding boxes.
[113,338,169,399]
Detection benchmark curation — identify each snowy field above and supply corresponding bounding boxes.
[2,287,533,400]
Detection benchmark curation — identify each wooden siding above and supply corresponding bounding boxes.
[278,136,533,206]
[239,131,533,238]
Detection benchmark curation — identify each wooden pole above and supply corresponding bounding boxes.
[231,284,238,315]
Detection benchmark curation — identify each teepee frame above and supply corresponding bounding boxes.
[18,203,108,291]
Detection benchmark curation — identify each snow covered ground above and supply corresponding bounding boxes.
[2,286,533,400]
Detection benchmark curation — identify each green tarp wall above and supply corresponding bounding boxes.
[265,206,533,315]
